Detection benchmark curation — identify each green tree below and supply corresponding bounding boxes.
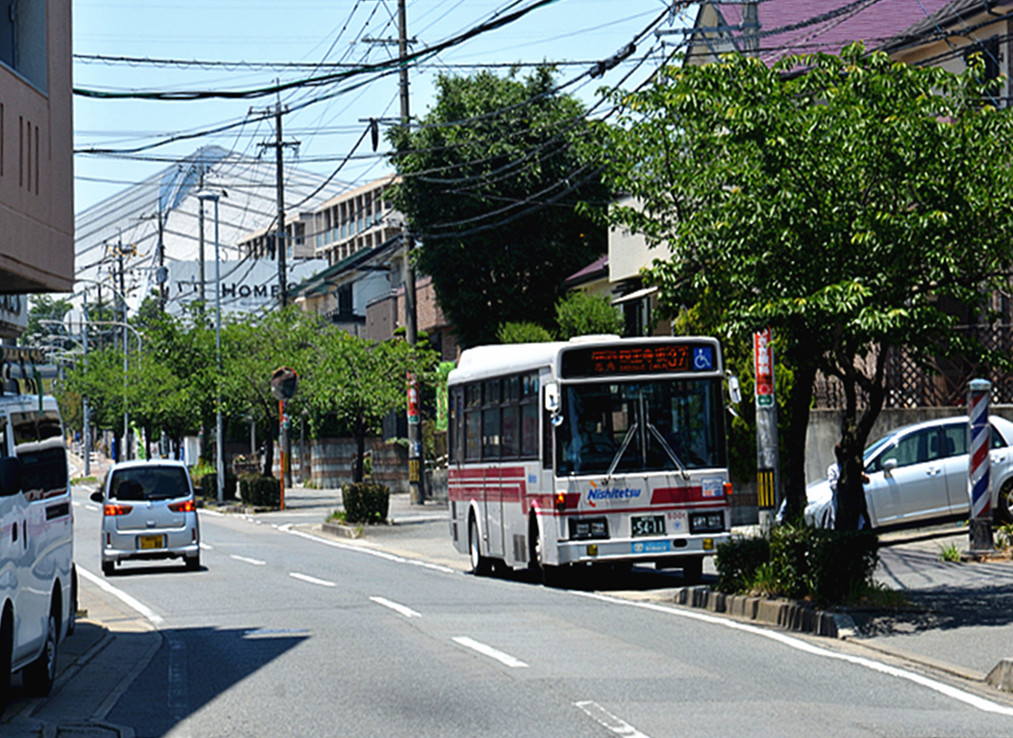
[302,330,437,481]
[23,295,72,347]
[603,45,1013,527]
[388,68,609,347]
[221,307,318,476]
[497,321,554,344]
[554,290,623,340]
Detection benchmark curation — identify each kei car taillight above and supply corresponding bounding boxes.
[168,499,196,513]
[103,504,133,516]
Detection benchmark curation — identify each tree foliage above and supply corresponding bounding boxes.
[55,303,436,481]
[554,290,623,340]
[603,44,1013,527]
[388,68,609,347]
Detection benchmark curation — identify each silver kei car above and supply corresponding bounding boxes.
[90,459,201,575]
[803,416,1013,530]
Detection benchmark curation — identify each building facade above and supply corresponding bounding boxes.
[0,0,73,337]
[312,177,401,266]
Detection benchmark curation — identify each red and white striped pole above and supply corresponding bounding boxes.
[968,378,993,554]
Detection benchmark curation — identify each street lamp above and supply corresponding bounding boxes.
[198,189,226,504]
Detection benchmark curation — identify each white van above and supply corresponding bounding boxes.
[0,351,75,711]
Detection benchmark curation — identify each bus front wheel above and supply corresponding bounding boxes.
[469,517,492,576]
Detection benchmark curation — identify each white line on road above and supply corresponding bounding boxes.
[200,542,214,550]
[572,591,1013,718]
[280,524,456,574]
[78,566,165,626]
[452,636,528,668]
[370,596,421,618]
[230,554,266,566]
[575,701,652,738]
[289,572,337,588]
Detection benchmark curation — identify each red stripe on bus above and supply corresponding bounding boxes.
[651,486,727,504]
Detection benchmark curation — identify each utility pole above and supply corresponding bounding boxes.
[255,102,299,309]
[198,167,206,305]
[398,0,425,505]
[254,102,299,491]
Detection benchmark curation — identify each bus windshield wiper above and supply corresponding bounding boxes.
[606,421,639,479]
[646,421,690,480]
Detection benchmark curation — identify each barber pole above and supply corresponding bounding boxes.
[968,378,993,553]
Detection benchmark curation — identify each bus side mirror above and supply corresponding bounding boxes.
[727,374,742,405]
[544,383,559,414]
[0,456,21,497]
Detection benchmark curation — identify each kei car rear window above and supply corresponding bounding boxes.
[110,467,191,501]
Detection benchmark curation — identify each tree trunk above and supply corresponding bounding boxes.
[834,346,888,530]
[262,428,275,477]
[353,416,366,483]
[782,353,818,522]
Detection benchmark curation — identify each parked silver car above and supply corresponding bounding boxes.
[90,460,200,574]
[803,416,1013,529]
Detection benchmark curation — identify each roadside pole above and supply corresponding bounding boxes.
[754,328,780,531]
[968,378,993,554]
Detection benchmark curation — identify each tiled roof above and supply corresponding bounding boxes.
[692,0,956,63]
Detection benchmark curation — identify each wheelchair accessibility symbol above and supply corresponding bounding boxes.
[693,347,713,371]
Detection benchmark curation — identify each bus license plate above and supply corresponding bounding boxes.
[139,535,164,550]
[631,515,665,537]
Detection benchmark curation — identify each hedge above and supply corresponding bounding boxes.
[342,482,389,524]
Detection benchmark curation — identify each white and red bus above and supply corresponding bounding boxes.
[448,335,733,585]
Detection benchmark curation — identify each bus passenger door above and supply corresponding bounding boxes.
[483,466,505,559]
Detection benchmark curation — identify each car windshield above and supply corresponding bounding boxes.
[110,466,190,501]
[556,378,725,476]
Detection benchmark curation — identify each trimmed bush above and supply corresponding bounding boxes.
[195,471,237,501]
[342,482,389,524]
[239,473,281,508]
[715,524,878,607]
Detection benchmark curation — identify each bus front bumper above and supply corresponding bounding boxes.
[556,532,731,566]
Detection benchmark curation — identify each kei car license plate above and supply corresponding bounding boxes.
[631,515,665,537]
[138,535,164,550]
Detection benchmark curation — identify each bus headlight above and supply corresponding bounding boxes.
[689,512,725,534]
[569,517,609,540]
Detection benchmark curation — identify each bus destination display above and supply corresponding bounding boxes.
[560,343,715,378]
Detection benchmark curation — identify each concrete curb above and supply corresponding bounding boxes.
[673,585,856,639]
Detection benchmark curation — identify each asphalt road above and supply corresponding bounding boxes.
[54,487,1013,737]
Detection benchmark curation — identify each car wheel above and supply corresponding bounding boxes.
[468,516,491,576]
[0,610,12,715]
[996,479,1013,525]
[23,611,58,696]
[101,560,114,577]
[185,553,200,571]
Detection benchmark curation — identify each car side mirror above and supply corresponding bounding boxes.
[882,458,898,477]
[0,456,20,497]
[89,489,104,504]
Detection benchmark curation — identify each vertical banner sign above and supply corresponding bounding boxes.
[968,378,993,553]
[407,371,420,484]
[754,329,774,407]
[435,362,455,432]
[754,328,780,511]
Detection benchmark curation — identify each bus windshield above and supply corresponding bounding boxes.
[557,378,726,476]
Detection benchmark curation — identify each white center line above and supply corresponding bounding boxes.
[370,596,421,618]
[575,701,652,738]
[230,554,265,566]
[452,636,528,668]
[289,572,337,588]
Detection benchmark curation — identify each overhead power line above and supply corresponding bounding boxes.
[73,0,563,101]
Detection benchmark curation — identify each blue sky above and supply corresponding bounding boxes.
[72,0,692,214]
